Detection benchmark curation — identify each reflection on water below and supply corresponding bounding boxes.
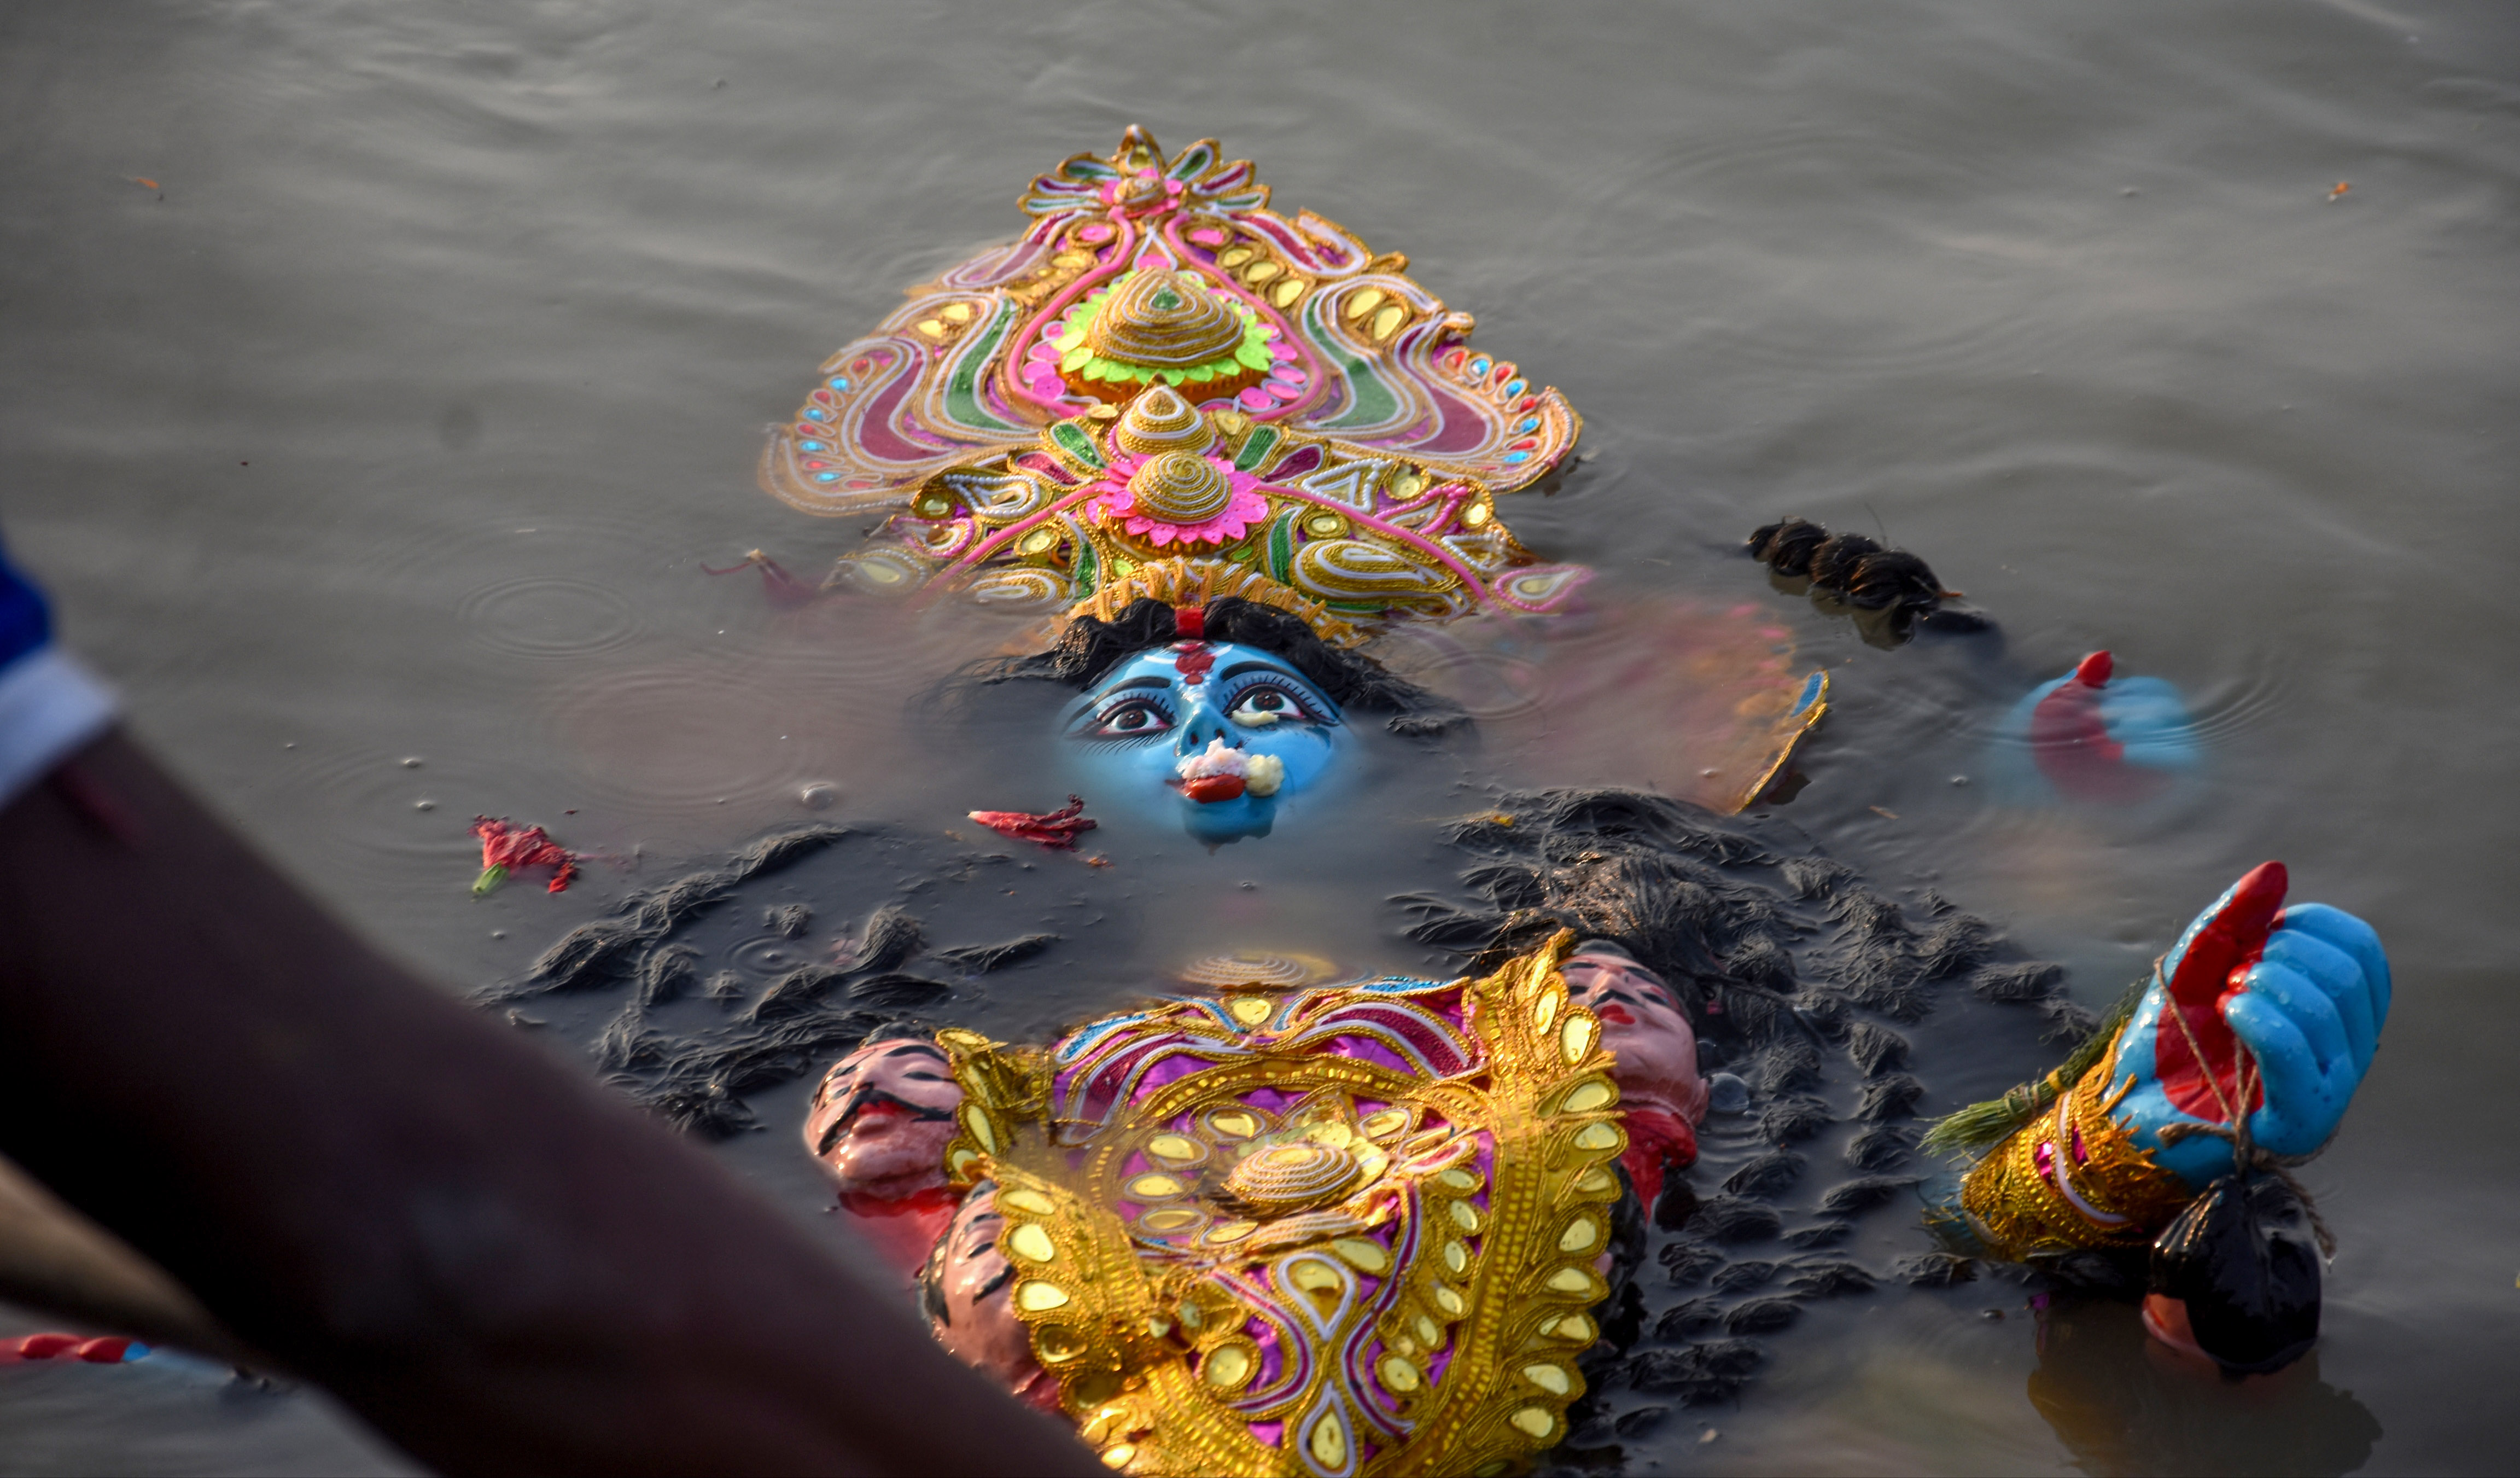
[1378,596,1825,812]
[2029,1296,2381,1477]
[3,0,2516,1470]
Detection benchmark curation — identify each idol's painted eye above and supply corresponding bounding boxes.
[1090,700,1172,740]
[1227,682,1320,726]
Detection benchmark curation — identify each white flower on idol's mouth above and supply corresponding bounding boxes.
[1174,738,1284,799]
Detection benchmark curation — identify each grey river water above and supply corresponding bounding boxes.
[2,1,2516,1472]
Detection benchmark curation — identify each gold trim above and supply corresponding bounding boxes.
[1730,670,1829,813]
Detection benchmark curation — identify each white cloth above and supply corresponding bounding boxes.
[0,647,119,812]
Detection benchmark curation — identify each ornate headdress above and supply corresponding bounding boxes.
[764,127,1591,646]
[765,126,1579,514]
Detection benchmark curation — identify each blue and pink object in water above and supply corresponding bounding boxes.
[1990,650,2200,805]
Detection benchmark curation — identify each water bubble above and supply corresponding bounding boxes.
[1950,775,1969,786]
[401,757,424,769]
[1706,1072,1750,1114]
[414,799,436,812]
[733,934,815,976]
[800,782,839,810]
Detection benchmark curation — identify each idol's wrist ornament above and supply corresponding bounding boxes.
[1956,1026,2198,1260]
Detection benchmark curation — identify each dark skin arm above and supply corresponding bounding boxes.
[0,730,1094,1477]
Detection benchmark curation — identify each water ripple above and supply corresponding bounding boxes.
[457,574,643,660]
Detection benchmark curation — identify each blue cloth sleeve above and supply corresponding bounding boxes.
[0,535,118,807]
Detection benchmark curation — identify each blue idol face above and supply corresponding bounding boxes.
[1061,641,1346,844]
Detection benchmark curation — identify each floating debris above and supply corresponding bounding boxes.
[470,816,581,895]
[967,794,1098,849]
[702,549,818,608]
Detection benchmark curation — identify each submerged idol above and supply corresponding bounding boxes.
[696,127,2399,1474]
[796,864,2384,1475]
[742,126,1825,840]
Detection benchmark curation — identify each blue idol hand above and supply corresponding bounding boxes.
[2113,865,2389,1188]
[2227,906,2389,1157]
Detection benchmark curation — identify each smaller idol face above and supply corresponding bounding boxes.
[1060,641,1345,844]
[804,1038,965,1201]
[1564,949,1708,1123]
[920,1184,1052,1405]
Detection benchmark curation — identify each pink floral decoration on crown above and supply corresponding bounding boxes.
[1088,451,1271,549]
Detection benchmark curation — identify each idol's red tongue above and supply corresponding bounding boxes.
[1179,773,1247,804]
[2155,860,2288,1121]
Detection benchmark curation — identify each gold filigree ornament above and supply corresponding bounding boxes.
[1957,1026,2200,1260]
[829,393,1586,646]
[932,932,1628,1476]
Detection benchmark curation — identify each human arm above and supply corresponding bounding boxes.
[0,728,1096,1475]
